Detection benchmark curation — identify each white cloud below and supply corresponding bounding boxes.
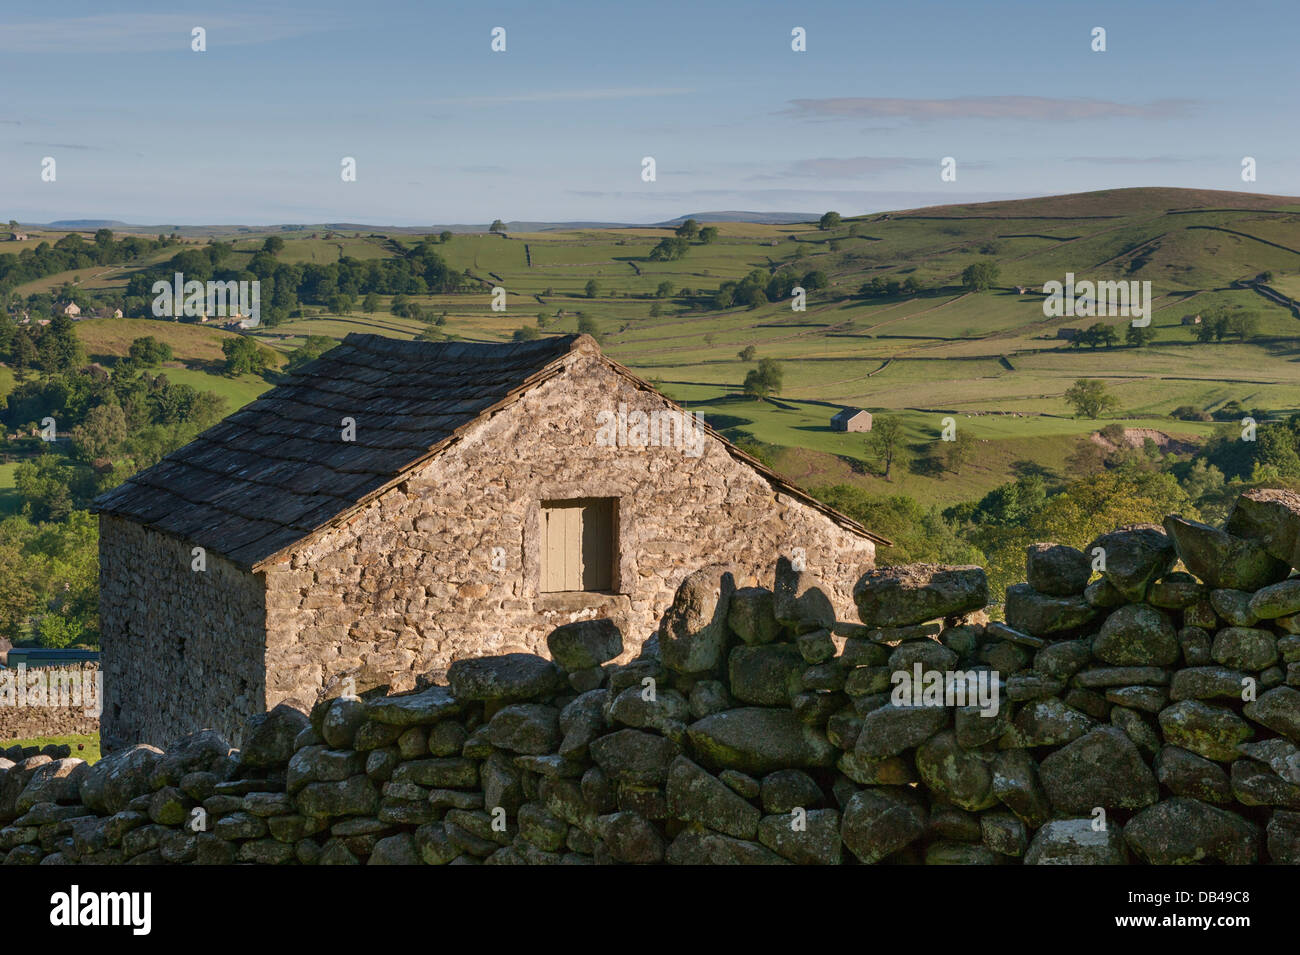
[784,96,1195,123]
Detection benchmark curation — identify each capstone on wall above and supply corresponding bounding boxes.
[99,515,268,749]
[262,353,875,707]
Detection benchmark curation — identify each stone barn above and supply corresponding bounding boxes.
[831,408,872,433]
[94,334,885,748]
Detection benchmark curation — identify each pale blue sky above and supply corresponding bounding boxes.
[3,0,1297,225]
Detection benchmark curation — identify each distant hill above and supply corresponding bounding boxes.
[28,211,820,236]
[657,211,816,226]
[47,219,133,229]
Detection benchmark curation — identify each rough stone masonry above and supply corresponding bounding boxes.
[3,487,1298,865]
[93,334,882,750]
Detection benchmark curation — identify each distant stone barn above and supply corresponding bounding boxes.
[831,408,872,433]
[94,334,884,747]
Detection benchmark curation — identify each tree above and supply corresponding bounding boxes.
[512,326,540,341]
[867,417,908,478]
[1125,324,1156,347]
[738,345,757,361]
[1226,310,1260,341]
[285,335,337,372]
[489,220,506,234]
[811,486,982,566]
[220,336,270,376]
[699,226,719,244]
[128,336,173,366]
[584,279,600,299]
[943,430,976,474]
[1080,322,1119,348]
[362,292,380,313]
[801,270,828,292]
[37,314,86,375]
[15,454,88,522]
[1064,378,1119,418]
[675,219,700,240]
[70,401,128,462]
[262,236,285,254]
[961,261,1000,292]
[576,314,601,341]
[655,281,674,298]
[742,358,784,398]
[439,231,453,243]
[819,212,842,231]
[648,237,689,261]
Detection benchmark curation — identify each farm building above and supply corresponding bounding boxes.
[831,408,873,432]
[1056,328,1080,340]
[1182,314,1202,325]
[59,302,81,317]
[93,334,884,748]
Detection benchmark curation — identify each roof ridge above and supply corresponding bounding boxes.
[341,332,583,358]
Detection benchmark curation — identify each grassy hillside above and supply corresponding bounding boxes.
[15,187,1300,508]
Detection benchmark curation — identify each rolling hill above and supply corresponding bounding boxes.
[9,186,1300,507]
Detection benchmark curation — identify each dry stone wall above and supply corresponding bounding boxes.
[7,488,1300,865]
[0,664,100,740]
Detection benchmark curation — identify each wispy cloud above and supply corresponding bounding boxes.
[565,187,1026,208]
[429,87,693,107]
[784,96,1196,123]
[778,157,927,177]
[0,13,333,53]
[1064,155,1196,165]
[23,141,98,152]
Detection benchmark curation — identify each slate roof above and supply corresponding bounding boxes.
[94,333,888,570]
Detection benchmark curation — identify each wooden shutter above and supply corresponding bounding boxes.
[541,499,614,592]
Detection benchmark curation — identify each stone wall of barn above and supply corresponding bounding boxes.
[98,515,269,750]
[260,351,877,708]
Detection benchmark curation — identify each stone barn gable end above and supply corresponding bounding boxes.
[93,333,885,748]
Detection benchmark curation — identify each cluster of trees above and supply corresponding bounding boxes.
[816,462,1207,597]
[1198,412,1300,484]
[742,358,783,398]
[961,261,1000,291]
[0,230,180,307]
[647,220,719,262]
[859,275,925,298]
[221,336,276,375]
[0,321,230,645]
[1190,307,1260,343]
[0,313,86,378]
[712,269,827,310]
[0,510,98,648]
[673,219,718,244]
[123,235,471,327]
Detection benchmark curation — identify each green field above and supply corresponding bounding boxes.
[12,187,1300,507]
